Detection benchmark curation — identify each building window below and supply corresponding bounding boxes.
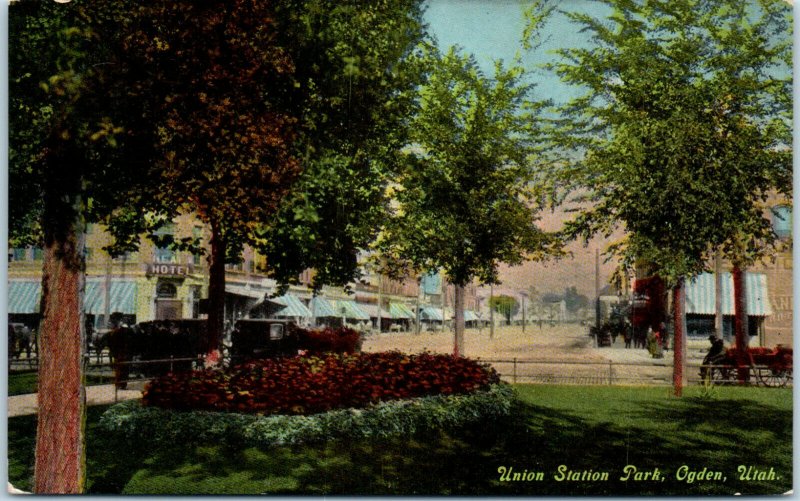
[771,205,792,239]
[156,282,178,299]
[10,248,28,261]
[32,247,44,260]
[153,223,177,263]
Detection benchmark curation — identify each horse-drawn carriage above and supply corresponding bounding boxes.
[700,340,793,387]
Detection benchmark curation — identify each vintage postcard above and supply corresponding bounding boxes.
[5,0,793,495]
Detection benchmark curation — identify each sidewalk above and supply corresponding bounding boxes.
[8,384,142,418]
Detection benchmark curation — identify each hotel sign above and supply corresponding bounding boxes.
[147,263,193,276]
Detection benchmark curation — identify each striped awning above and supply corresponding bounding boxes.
[272,294,312,318]
[446,309,479,321]
[7,280,42,314]
[360,303,392,319]
[419,306,443,321]
[309,296,337,317]
[225,284,266,300]
[332,300,370,320]
[686,272,772,316]
[390,302,415,319]
[84,279,138,315]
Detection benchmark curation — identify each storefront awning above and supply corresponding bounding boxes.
[419,306,443,321]
[84,279,138,315]
[332,300,370,320]
[225,284,267,300]
[272,294,312,318]
[686,272,772,316]
[390,302,415,319]
[8,280,42,314]
[309,296,337,317]
[360,303,392,319]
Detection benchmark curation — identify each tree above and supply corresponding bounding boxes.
[9,0,156,492]
[489,295,520,324]
[378,43,562,356]
[550,0,791,395]
[253,0,428,291]
[564,286,589,313]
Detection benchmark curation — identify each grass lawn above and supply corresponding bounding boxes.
[9,371,120,396]
[7,384,792,495]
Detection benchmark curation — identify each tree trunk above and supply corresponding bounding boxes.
[454,285,465,357]
[206,222,226,353]
[34,180,86,493]
[714,252,723,340]
[732,265,750,383]
[672,279,686,397]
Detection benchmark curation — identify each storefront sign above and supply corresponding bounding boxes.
[148,263,193,276]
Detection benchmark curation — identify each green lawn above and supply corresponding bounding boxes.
[8,371,116,396]
[7,384,792,495]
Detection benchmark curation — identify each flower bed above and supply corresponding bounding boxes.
[143,352,500,415]
[100,383,515,447]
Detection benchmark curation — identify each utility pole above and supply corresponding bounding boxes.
[595,248,601,329]
[377,272,382,334]
[521,293,526,334]
[489,284,494,339]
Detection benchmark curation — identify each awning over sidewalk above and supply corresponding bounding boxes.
[419,306,443,321]
[309,296,337,317]
[390,302,415,319]
[686,272,772,316]
[7,280,41,314]
[225,284,267,300]
[84,279,138,314]
[331,300,370,320]
[360,303,392,319]
[272,294,312,318]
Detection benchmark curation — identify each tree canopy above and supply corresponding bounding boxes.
[551,0,792,285]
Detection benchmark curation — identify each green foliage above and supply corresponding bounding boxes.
[489,295,519,323]
[99,383,515,447]
[254,0,428,289]
[563,286,589,313]
[551,0,792,284]
[379,44,563,288]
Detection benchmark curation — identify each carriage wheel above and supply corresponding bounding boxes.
[757,367,789,388]
[710,366,731,385]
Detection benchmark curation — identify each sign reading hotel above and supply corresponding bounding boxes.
[147,263,193,277]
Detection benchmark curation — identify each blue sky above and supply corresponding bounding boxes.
[423,0,610,105]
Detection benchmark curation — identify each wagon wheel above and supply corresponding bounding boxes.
[757,366,789,388]
[709,366,731,385]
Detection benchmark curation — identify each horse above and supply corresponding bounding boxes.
[8,324,35,359]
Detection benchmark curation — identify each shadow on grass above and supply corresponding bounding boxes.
[9,391,792,495]
[115,396,792,495]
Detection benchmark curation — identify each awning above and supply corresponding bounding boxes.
[84,279,138,315]
[360,303,392,319]
[272,294,312,318]
[686,272,772,316]
[446,309,479,322]
[390,302,415,319]
[332,300,370,320]
[225,284,267,300]
[419,306,443,321]
[8,280,42,314]
[308,296,337,317]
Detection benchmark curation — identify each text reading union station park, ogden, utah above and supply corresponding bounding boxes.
[497,465,781,484]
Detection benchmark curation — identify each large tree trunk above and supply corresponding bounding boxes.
[732,265,750,383]
[34,178,87,493]
[454,285,465,357]
[672,279,686,397]
[206,222,226,353]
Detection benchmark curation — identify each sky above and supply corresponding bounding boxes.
[422,0,620,298]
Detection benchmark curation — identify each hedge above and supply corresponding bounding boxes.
[99,383,515,447]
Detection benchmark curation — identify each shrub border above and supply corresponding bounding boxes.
[99,383,515,447]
